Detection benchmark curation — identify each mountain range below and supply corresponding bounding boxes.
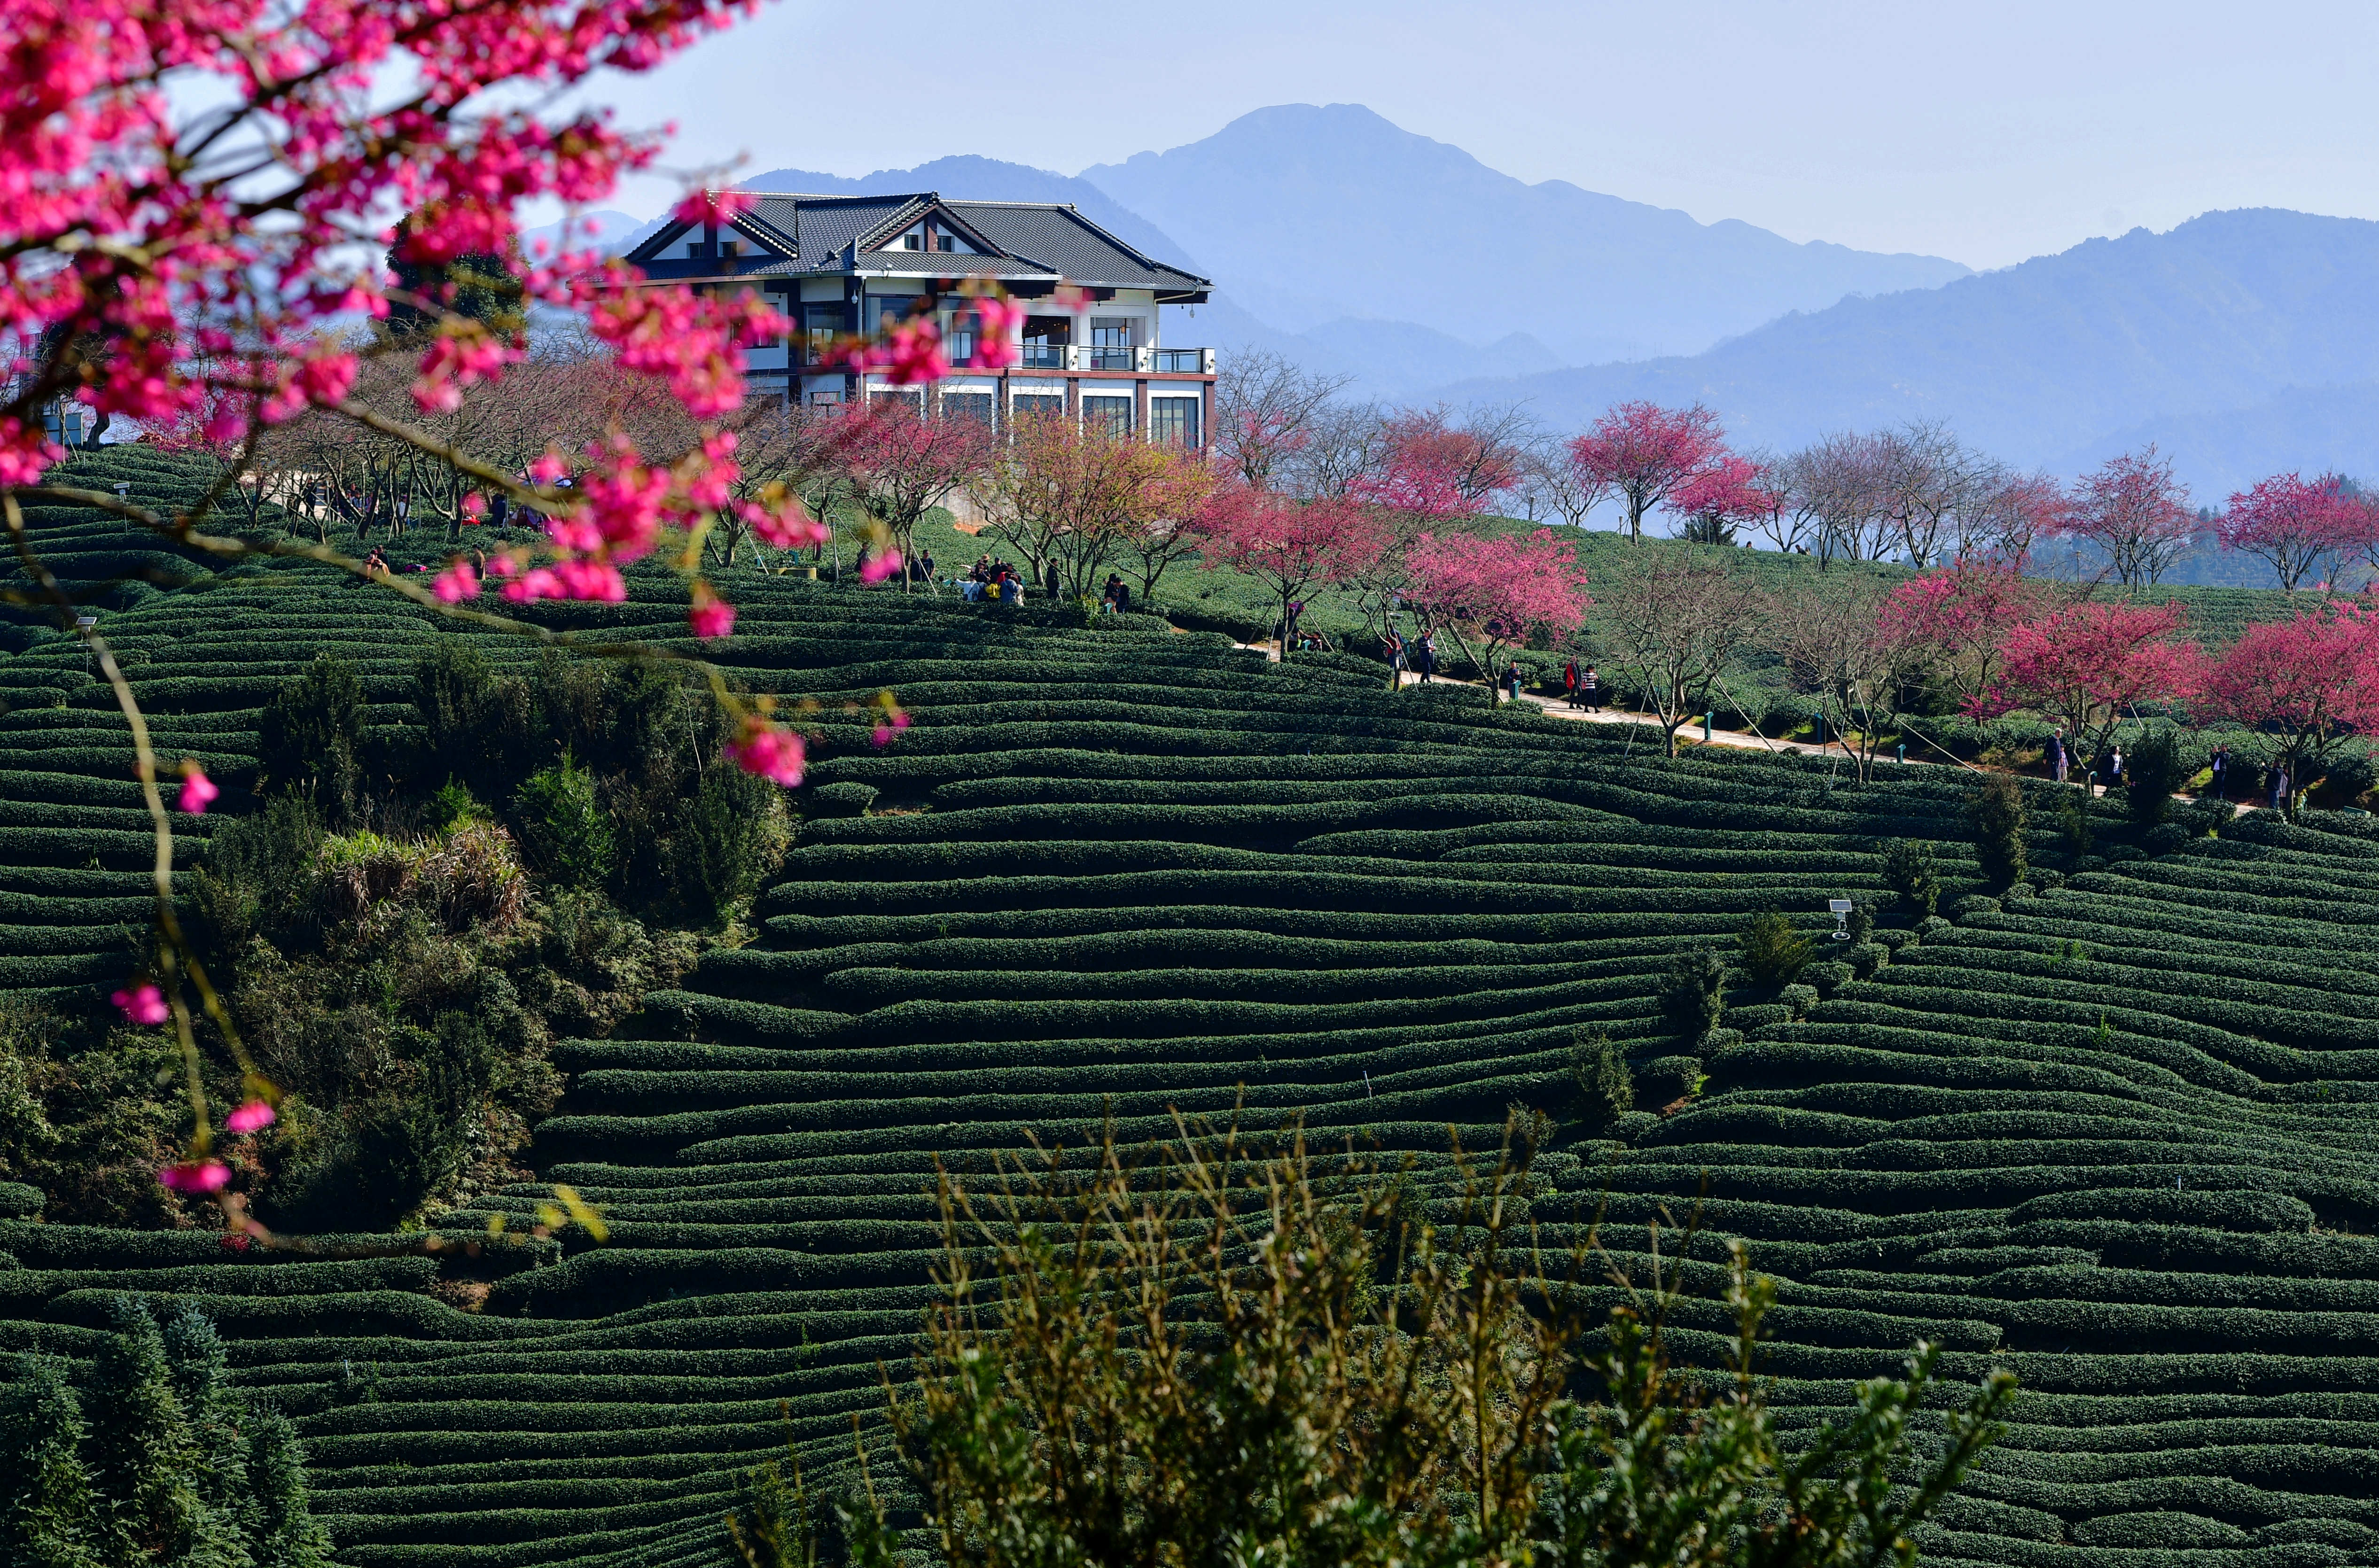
[575,104,2379,498]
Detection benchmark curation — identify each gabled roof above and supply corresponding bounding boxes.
[624,192,1211,301]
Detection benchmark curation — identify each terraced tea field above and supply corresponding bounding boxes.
[4,472,2379,1567]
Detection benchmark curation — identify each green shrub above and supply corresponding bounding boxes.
[257,652,363,824]
[1736,911,1813,986]
[1779,983,1818,1021]
[413,642,532,800]
[1966,773,2027,891]
[1568,1028,1632,1126]
[1657,951,1725,1038]
[1846,941,1888,979]
[2055,787,2093,861]
[673,767,792,924]
[1880,838,1940,918]
[1802,960,1854,998]
[806,781,878,819]
[511,753,614,890]
[1635,1055,1701,1105]
[2124,728,2194,824]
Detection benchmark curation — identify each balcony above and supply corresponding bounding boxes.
[975,344,1218,375]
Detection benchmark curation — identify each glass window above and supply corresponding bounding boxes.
[943,392,993,427]
[1148,398,1201,449]
[867,295,924,332]
[1011,393,1063,421]
[1090,317,1139,348]
[869,389,923,413]
[1082,396,1132,438]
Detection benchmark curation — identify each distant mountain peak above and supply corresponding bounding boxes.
[1080,102,1969,363]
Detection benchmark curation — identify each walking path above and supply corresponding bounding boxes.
[1238,637,2259,809]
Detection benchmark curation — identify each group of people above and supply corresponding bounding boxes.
[2046,730,2292,810]
[1099,574,1135,613]
[961,554,1027,605]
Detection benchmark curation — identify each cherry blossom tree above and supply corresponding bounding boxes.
[1766,576,1931,781]
[835,400,996,589]
[1350,405,1526,519]
[1404,528,1591,702]
[2065,447,2197,589]
[1663,454,1764,546]
[1567,401,1728,543]
[2219,471,2371,593]
[1958,470,2068,563]
[1111,455,1230,606]
[1877,555,2048,716]
[1972,601,2207,763]
[1204,492,1391,660]
[1738,452,1817,554]
[2206,602,2379,790]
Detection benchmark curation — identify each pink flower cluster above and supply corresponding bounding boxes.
[177,761,219,814]
[724,715,806,786]
[0,0,762,490]
[112,982,169,1025]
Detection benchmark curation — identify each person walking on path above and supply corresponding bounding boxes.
[1581,664,1600,713]
[1417,629,1437,683]
[1562,658,1580,709]
[2047,730,2068,784]
[2269,763,2291,813]
[1385,626,1406,677]
[1505,664,1524,703]
[2209,743,2230,799]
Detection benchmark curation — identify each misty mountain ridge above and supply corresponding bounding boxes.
[1441,208,2379,497]
[1080,103,1971,365]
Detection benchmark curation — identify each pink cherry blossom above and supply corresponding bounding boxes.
[858,546,905,585]
[741,494,831,551]
[434,558,482,602]
[159,1161,232,1194]
[688,584,735,639]
[673,188,755,226]
[969,296,1025,370]
[177,762,219,815]
[1567,402,1730,542]
[725,717,806,785]
[225,1099,277,1135]
[113,983,169,1026]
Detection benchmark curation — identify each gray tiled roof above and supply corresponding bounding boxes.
[626,192,1209,298]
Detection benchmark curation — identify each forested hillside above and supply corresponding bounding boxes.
[3,461,2379,1566]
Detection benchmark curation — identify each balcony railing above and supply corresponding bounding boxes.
[1084,344,1138,370]
[1152,348,1209,374]
[1018,342,1066,370]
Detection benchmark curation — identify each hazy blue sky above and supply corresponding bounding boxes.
[581,0,2379,270]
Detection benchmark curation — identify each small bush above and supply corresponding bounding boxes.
[1569,1028,1633,1125]
[1779,983,1818,1021]
[1657,951,1725,1038]
[673,767,792,924]
[511,752,614,890]
[1846,941,1888,978]
[1880,838,1940,918]
[1736,911,1813,985]
[1802,960,1854,997]
[1634,1054,1701,1105]
[2055,788,2092,861]
[2125,728,2194,824]
[1967,773,2027,891]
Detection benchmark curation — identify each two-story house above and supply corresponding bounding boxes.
[626,192,1216,446]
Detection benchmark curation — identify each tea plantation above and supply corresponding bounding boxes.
[4,456,2379,1567]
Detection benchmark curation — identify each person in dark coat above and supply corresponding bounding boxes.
[2046,729,2068,784]
[2209,743,2230,799]
[1563,659,1580,708]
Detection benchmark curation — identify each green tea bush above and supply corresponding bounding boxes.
[258,652,365,824]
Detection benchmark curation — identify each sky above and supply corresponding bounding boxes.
[575,0,2379,270]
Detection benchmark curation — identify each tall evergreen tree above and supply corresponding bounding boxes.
[84,1297,251,1568]
[162,1306,256,1537]
[243,1409,333,1568]
[0,1353,105,1568]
